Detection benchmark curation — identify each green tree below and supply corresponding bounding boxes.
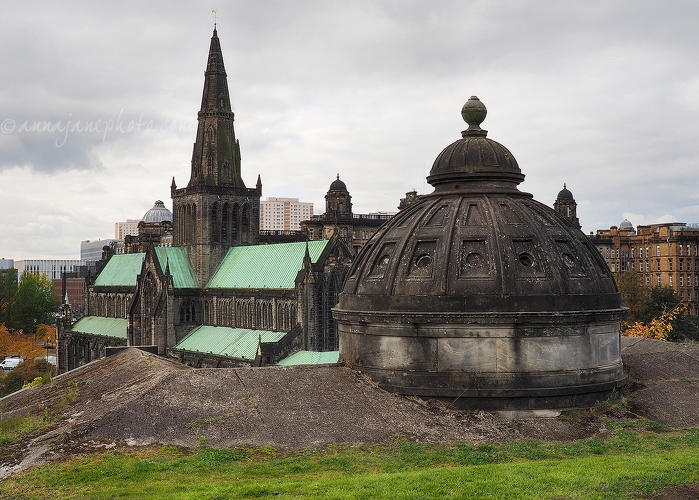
[615,270,650,324]
[0,268,18,325]
[8,272,59,333]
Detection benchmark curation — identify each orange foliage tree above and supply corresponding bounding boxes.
[0,323,54,359]
[624,306,681,341]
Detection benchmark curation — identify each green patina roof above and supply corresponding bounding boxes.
[277,350,340,366]
[71,316,128,339]
[173,326,285,360]
[206,240,329,289]
[155,247,198,288]
[93,253,145,287]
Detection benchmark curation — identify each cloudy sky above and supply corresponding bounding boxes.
[2,0,699,259]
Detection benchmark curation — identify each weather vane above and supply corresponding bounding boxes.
[212,9,217,27]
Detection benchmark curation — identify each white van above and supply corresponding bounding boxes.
[0,356,24,371]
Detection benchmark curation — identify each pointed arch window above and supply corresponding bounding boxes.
[180,301,196,323]
[241,204,251,244]
[231,204,239,243]
[221,203,230,244]
[207,127,214,142]
[211,203,220,243]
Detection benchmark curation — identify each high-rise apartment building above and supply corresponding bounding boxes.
[260,197,313,231]
[115,219,141,239]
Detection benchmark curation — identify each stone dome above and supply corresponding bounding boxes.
[142,200,173,223]
[329,174,348,192]
[619,219,633,230]
[557,184,575,202]
[335,97,626,411]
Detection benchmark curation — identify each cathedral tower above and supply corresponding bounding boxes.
[171,28,262,286]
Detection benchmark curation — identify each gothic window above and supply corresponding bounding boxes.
[204,300,211,324]
[222,161,231,181]
[180,301,196,323]
[207,127,214,142]
[241,204,251,244]
[221,203,229,244]
[141,273,157,346]
[211,203,220,243]
[188,204,197,244]
[231,204,239,243]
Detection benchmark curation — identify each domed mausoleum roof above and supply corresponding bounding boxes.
[142,200,173,223]
[557,184,575,202]
[619,219,633,230]
[335,96,626,411]
[329,174,348,192]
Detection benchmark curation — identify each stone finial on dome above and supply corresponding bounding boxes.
[461,96,488,137]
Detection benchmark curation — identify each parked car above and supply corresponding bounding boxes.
[0,356,24,371]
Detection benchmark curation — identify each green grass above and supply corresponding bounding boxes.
[0,380,78,445]
[3,428,699,499]
[0,414,46,445]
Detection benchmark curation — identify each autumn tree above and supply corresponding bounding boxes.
[0,324,47,358]
[619,282,699,342]
[7,271,59,333]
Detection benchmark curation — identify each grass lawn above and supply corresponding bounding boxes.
[2,426,699,499]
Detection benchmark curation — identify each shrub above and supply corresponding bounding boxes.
[1,359,55,396]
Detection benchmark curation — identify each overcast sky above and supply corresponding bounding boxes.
[2,0,699,259]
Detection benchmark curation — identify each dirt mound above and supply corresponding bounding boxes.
[2,338,698,480]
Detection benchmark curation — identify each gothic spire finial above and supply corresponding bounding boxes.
[212,9,217,30]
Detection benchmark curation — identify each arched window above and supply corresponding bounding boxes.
[221,203,229,244]
[179,301,196,323]
[231,204,239,243]
[211,203,220,243]
[241,204,251,244]
[189,204,197,243]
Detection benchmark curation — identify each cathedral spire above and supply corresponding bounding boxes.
[188,27,244,188]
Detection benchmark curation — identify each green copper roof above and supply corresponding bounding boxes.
[93,253,144,287]
[173,326,285,360]
[206,240,329,289]
[71,316,128,339]
[155,247,198,288]
[277,350,340,366]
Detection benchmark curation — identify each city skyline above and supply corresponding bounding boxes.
[2,1,699,259]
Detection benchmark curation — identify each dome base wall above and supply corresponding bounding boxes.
[338,313,626,410]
